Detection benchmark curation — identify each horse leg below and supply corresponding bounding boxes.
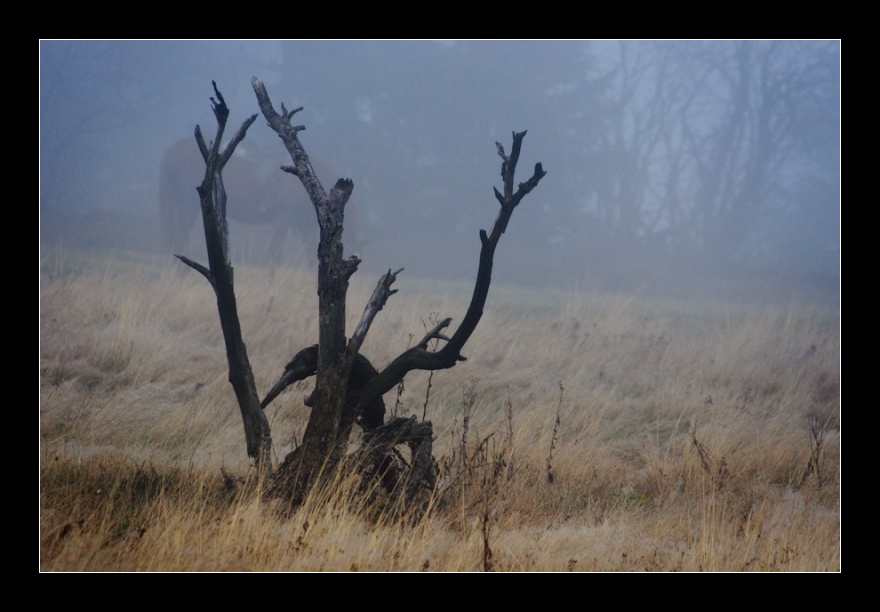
[267,220,290,281]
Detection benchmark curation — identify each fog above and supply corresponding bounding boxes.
[39,40,840,300]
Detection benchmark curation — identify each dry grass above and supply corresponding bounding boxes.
[40,249,840,571]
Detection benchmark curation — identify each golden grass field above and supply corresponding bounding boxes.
[40,249,840,571]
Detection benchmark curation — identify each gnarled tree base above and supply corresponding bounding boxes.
[266,417,437,518]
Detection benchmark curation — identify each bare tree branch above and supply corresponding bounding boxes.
[415,317,453,350]
[175,255,212,284]
[346,131,545,415]
[349,268,403,359]
[180,83,272,473]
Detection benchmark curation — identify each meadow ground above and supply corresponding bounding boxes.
[40,249,840,571]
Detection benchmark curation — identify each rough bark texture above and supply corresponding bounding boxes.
[252,78,359,494]
[177,82,272,473]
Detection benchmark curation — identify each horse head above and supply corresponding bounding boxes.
[159,137,346,268]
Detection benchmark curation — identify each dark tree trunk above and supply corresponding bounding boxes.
[251,78,360,494]
[176,82,272,474]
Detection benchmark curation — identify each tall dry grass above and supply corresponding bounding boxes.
[40,249,840,571]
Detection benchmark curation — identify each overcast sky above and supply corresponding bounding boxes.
[40,40,840,298]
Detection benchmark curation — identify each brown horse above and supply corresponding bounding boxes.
[159,137,338,267]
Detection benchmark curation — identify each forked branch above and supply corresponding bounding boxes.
[176,81,271,472]
[346,131,546,414]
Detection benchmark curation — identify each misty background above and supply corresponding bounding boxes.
[39,40,840,300]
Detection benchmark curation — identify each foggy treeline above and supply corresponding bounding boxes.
[39,40,840,298]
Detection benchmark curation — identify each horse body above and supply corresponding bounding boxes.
[160,137,334,266]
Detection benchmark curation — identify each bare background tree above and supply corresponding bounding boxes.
[178,79,545,509]
[575,41,839,286]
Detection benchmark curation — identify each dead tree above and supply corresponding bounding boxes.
[175,82,272,474]
[181,79,545,510]
[253,76,545,508]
